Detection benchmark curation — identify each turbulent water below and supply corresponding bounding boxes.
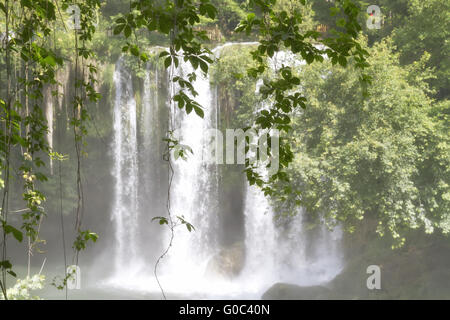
[105,44,343,298]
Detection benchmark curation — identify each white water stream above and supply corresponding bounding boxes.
[106,44,343,298]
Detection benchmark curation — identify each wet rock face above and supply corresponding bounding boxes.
[261,232,450,300]
[205,242,246,279]
[262,283,332,300]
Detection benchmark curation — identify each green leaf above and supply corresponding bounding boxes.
[4,225,23,242]
[338,55,347,67]
[164,57,172,69]
[113,24,125,35]
[305,53,314,64]
[140,53,149,62]
[0,260,12,269]
[337,18,346,28]
[152,216,168,225]
[88,232,98,242]
[124,25,132,38]
[130,46,139,57]
[7,270,17,277]
[186,223,195,232]
[199,60,208,74]
[159,51,170,58]
[330,7,340,16]
[43,55,57,67]
[194,106,204,118]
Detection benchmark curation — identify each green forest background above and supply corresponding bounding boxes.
[0,0,449,299]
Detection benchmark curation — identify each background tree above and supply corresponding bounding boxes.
[272,38,449,247]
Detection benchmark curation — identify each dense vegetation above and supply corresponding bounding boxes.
[0,0,448,299]
[212,0,449,245]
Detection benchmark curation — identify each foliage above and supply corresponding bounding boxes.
[211,0,247,35]
[152,215,195,232]
[271,39,449,247]
[0,0,62,298]
[0,0,445,301]
[113,0,217,117]
[210,45,259,128]
[211,32,448,248]
[0,274,45,300]
[273,0,316,32]
[0,0,101,299]
[73,230,98,251]
[234,0,370,197]
[393,0,450,99]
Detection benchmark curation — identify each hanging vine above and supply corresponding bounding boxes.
[111,0,369,299]
[0,0,102,299]
[60,0,101,271]
[0,0,64,299]
[234,0,370,199]
[0,0,369,300]
[113,0,216,298]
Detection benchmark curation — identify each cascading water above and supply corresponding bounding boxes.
[278,212,343,286]
[138,64,165,265]
[105,44,344,298]
[241,185,343,289]
[140,64,156,195]
[110,58,140,278]
[236,45,343,294]
[239,185,277,292]
[153,54,221,295]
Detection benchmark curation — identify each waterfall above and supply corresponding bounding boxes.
[111,58,140,277]
[44,87,54,174]
[141,64,155,171]
[239,185,343,295]
[154,56,221,295]
[104,45,343,298]
[140,64,160,217]
[137,64,163,264]
[281,214,344,285]
[238,46,343,293]
[239,185,277,292]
